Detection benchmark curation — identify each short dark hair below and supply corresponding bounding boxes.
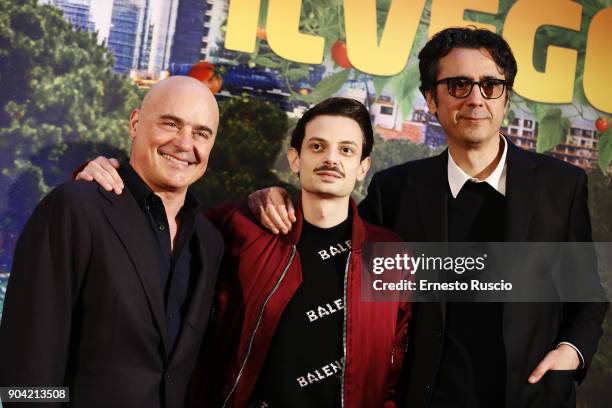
[418,27,517,97]
[290,97,374,160]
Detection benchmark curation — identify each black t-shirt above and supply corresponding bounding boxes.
[252,217,352,407]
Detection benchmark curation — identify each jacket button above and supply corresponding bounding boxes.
[165,372,171,380]
[425,384,431,390]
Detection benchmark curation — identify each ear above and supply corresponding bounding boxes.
[129,109,140,140]
[356,156,371,182]
[425,90,437,115]
[287,147,300,174]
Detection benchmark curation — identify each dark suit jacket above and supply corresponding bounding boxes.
[0,179,223,407]
[359,138,608,408]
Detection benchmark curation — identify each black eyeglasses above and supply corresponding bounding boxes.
[434,77,508,99]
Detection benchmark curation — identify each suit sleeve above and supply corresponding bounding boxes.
[359,172,384,227]
[0,184,90,389]
[205,202,246,243]
[205,203,232,230]
[556,171,608,380]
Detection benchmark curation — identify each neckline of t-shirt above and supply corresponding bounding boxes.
[302,216,351,234]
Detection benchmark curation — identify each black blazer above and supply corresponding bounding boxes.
[359,138,608,408]
[0,179,223,407]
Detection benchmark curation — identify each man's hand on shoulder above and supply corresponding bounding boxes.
[75,156,123,195]
[247,187,296,235]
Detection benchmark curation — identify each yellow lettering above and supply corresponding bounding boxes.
[224,0,261,53]
[428,0,499,38]
[344,0,425,76]
[267,0,324,64]
[504,0,581,103]
[584,7,612,113]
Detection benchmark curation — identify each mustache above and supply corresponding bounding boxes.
[313,165,345,178]
[458,111,491,119]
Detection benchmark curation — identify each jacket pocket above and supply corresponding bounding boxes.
[541,369,577,408]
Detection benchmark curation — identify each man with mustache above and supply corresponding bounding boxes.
[0,76,224,407]
[247,28,608,407]
[73,97,411,407]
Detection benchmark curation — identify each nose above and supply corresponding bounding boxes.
[322,147,340,167]
[465,83,486,107]
[174,126,193,151]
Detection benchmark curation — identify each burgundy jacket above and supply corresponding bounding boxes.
[191,199,411,407]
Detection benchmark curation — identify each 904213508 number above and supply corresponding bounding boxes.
[0,387,69,402]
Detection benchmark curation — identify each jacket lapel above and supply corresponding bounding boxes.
[412,151,449,326]
[170,217,217,363]
[504,139,539,242]
[101,186,169,356]
[502,140,539,360]
[414,150,449,242]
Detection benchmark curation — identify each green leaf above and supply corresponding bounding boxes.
[598,128,612,174]
[372,76,388,100]
[286,66,310,81]
[293,69,351,104]
[389,63,420,119]
[253,56,280,69]
[536,108,570,153]
[528,102,547,122]
[573,63,589,108]
[258,0,269,26]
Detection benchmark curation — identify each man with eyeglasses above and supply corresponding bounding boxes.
[248,27,607,407]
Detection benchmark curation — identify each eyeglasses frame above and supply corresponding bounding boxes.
[433,76,509,100]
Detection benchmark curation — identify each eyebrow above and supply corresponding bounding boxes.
[306,137,359,146]
[447,75,505,81]
[159,114,214,134]
[480,75,505,81]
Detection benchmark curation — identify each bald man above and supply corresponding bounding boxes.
[0,76,224,408]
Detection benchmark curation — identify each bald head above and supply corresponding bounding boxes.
[140,75,219,122]
[128,75,220,195]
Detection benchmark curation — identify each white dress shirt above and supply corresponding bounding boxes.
[447,134,508,198]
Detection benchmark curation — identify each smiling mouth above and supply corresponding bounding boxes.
[158,151,194,167]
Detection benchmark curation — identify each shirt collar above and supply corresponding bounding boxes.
[447,134,508,198]
[119,160,154,210]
